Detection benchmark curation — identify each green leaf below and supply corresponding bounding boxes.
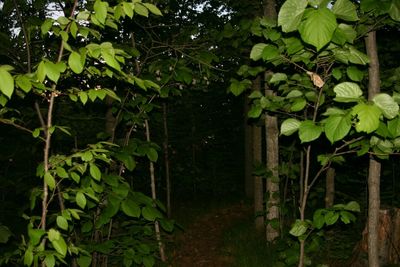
[56,216,69,231]
[89,163,102,181]
[324,114,352,143]
[0,225,12,243]
[299,120,323,143]
[313,210,325,229]
[121,199,141,217]
[56,167,69,179]
[278,0,308,32]
[340,210,356,224]
[16,75,32,93]
[143,256,155,267]
[351,103,382,133]
[248,105,262,118]
[44,172,56,190]
[28,228,46,246]
[373,93,399,119]
[81,151,93,162]
[281,118,301,136]
[94,0,108,24]
[269,73,287,84]
[143,3,162,16]
[333,82,363,102]
[299,8,337,51]
[332,68,342,80]
[146,147,158,162]
[250,43,267,61]
[332,0,359,21]
[229,79,251,96]
[123,2,134,18]
[24,247,33,266]
[388,117,400,138]
[69,51,84,74]
[389,0,400,21]
[0,66,14,98]
[79,92,88,105]
[44,255,55,267]
[51,235,67,257]
[142,206,162,221]
[262,45,280,61]
[332,24,357,45]
[290,98,306,112]
[76,191,87,209]
[289,219,308,237]
[344,201,360,212]
[77,256,92,267]
[324,211,339,225]
[134,3,149,17]
[41,18,54,35]
[346,66,364,81]
[101,50,121,71]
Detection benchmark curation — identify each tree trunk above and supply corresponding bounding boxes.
[244,95,254,199]
[162,102,172,218]
[325,167,335,208]
[263,0,280,242]
[365,31,381,267]
[253,76,264,233]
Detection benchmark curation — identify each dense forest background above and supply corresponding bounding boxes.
[0,0,400,266]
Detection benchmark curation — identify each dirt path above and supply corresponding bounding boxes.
[170,202,251,267]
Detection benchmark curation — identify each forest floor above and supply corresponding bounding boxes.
[169,200,252,267]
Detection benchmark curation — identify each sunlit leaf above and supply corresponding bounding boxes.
[324,114,351,143]
[0,66,14,98]
[278,0,308,32]
[281,118,301,136]
[351,103,381,133]
[332,0,359,21]
[373,93,399,119]
[333,82,363,102]
[299,120,323,143]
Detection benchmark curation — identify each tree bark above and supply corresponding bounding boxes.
[244,95,254,198]
[365,30,381,267]
[253,76,264,233]
[162,102,172,218]
[263,0,280,242]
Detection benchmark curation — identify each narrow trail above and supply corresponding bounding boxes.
[170,202,252,267]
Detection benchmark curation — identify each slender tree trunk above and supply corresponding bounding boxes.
[365,30,381,267]
[162,102,172,218]
[145,119,166,262]
[263,0,280,242]
[325,167,335,208]
[244,95,254,198]
[253,76,264,232]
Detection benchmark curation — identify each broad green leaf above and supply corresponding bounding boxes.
[101,50,121,71]
[332,68,342,80]
[229,79,252,96]
[121,199,141,217]
[28,228,46,246]
[41,18,54,35]
[16,75,32,93]
[340,210,356,224]
[388,117,400,138]
[324,211,339,225]
[89,163,102,181]
[56,167,69,179]
[332,0,359,21]
[250,43,267,61]
[79,91,88,105]
[0,225,11,243]
[143,256,155,267]
[281,118,301,136]
[44,255,55,267]
[0,67,14,98]
[51,235,67,256]
[56,216,68,230]
[299,120,323,143]
[389,0,400,21]
[333,82,363,102]
[81,151,93,162]
[351,103,381,133]
[76,191,86,209]
[123,2,134,18]
[290,98,306,112]
[344,201,360,212]
[134,3,149,17]
[143,3,162,16]
[24,247,33,266]
[146,147,158,162]
[70,21,78,38]
[77,256,92,267]
[346,66,364,81]
[278,0,308,32]
[269,73,287,84]
[115,153,136,171]
[142,206,162,221]
[313,210,325,229]
[284,37,304,55]
[299,8,337,51]
[324,114,351,143]
[289,219,308,237]
[286,89,303,99]
[94,0,108,24]
[44,172,56,190]
[68,51,84,74]
[373,93,399,119]
[248,105,262,118]
[262,45,280,61]
[332,24,357,45]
